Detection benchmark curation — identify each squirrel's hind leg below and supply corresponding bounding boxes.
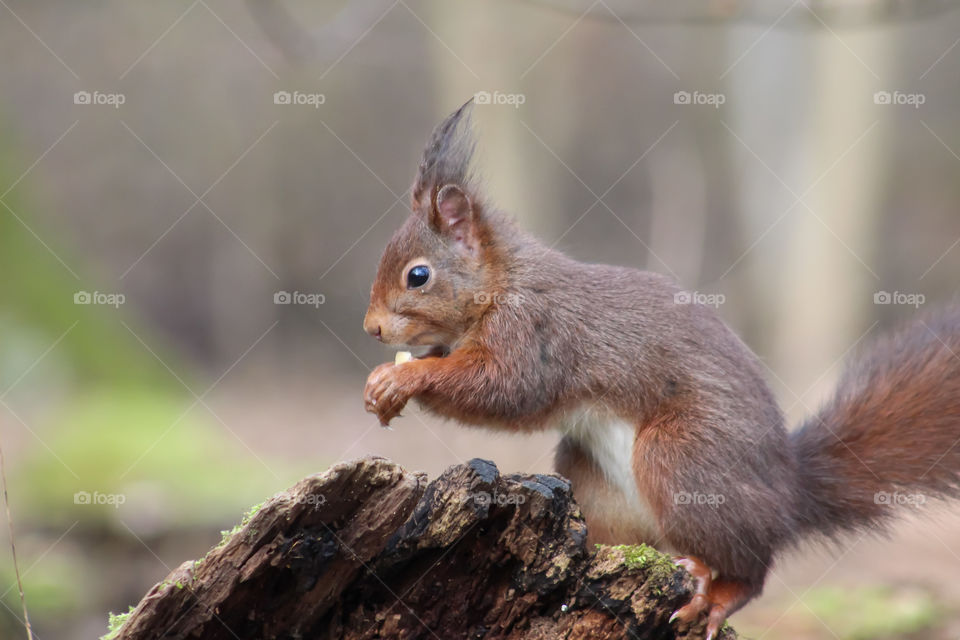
[670,556,712,623]
[670,559,757,640]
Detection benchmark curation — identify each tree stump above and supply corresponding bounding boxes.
[109,456,736,640]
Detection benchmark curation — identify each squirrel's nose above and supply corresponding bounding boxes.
[363,318,382,341]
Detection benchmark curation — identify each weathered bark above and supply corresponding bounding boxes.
[114,456,736,640]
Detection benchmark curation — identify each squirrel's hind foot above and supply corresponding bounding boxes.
[670,556,753,640]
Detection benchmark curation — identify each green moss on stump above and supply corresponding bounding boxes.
[103,500,269,638]
[596,543,677,578]
[100,606,134,640]
[217,501,265,548]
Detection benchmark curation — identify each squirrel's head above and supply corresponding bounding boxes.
[363,100,495,355]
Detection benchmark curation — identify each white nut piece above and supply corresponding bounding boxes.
[394,350,413,365]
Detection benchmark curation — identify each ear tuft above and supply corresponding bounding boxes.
[413,99,476,208]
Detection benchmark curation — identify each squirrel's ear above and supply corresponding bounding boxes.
[431,183,478,255]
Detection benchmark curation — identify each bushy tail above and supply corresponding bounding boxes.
[791,305,960,539]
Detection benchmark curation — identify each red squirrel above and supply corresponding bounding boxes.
[362,100,960,638]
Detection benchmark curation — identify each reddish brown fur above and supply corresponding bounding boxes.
[793,307,960,539]
[362,102,960,637]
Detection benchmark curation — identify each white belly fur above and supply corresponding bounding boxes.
[558,404,672,551]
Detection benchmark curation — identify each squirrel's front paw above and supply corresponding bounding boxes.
[364,362,416,426]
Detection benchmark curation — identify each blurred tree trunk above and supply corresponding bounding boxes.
[728,25,889,415]
[769,33,889,414]
[432,4,544,229]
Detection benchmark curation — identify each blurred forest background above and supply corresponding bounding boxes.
[1,1,959,638]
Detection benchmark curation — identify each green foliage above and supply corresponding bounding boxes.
[0,553,85,619]
[737,585,940,640]
[802,585,938,639]
[0,116,315,637]
[0,127,178,391]
[12,389,297,529]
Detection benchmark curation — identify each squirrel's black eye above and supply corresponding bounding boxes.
[407,265,430,289]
